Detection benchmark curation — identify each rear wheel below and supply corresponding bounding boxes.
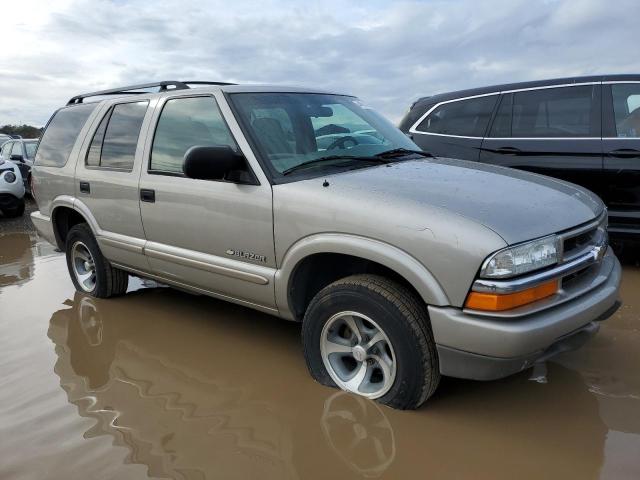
[302,274,440,410]
[65,223,128,298]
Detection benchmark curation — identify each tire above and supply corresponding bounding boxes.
[302,274,440,410]
[65,223,129,298]
[3,199,25,218]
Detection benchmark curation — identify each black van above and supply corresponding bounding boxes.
[399,75,640,237]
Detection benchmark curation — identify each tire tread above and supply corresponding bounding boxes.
[303,274,440,409]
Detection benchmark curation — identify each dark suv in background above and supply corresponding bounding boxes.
[400,75,640,238]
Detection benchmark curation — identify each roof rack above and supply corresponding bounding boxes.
[66,80,236,105]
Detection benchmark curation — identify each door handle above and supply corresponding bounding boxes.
[140,188,156,203]
[494,147,522,155]
[607,148,640,158]
[79,181,90,194]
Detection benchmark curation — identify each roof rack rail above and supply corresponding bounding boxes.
[66,80,236,105]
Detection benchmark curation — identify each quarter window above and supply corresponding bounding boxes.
[36,104,96,167]
[416,95,498,137]
[86,101,148,170]
[500,86,595,138]
[611,84,640,138]
[150,96,238,175]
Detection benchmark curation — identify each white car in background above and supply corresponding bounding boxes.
[0,157,25,217]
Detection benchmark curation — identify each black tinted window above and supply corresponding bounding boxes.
[99,101,148,170]
[510,86,594,138]
[611,84,640,138]
[151,96,237,174]
[416,95,497,137]
[36,104,96,167]
[489,94,512,137]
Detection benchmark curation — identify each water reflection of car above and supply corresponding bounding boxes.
[47,290,400,479]
[46,290,608,479]
[0,138,38,193]
[0,233,35,287]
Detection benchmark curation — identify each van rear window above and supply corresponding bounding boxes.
[36,104,96,167]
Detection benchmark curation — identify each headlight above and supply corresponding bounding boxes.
[480,235,558,279]
[4,171,16,183]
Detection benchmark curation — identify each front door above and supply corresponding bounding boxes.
[602,82,640,235]
[479,85,604,202]
[138,93,276,311]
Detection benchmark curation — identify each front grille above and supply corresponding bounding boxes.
[558,213,607,289]
[560,214,607,263]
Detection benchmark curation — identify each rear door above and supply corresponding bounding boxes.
[479,84,604,200]
[408,94,498,160]
[602,82,640,234]
[138,92,277,311]
[74,99,152,271]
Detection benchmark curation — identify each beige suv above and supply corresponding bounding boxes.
[31,81,621,409]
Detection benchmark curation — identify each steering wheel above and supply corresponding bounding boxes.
[327,135,358,150]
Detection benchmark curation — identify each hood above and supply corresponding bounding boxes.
[315,157,603,245]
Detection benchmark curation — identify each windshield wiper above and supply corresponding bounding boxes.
[281,155,390,176]
[374,148,432,159]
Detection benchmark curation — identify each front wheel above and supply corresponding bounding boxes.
[65,223,129,298]
[302,274,440,410]
[3,198,25,218]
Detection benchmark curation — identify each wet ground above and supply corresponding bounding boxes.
[0,224,639,480]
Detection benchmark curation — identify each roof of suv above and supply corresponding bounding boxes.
[66,81,348,106]
[413,74,640,106]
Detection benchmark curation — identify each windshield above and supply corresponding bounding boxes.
[24,141,38,159]
[229,93,419,177]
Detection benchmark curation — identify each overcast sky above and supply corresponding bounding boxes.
[2,0,639,127]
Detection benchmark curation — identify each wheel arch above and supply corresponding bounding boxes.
[50,196,100,249]
[275,234,450,321]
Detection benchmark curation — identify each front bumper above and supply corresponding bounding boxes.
[428,249,621,380]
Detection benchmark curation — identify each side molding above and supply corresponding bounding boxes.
[274,233,450,321]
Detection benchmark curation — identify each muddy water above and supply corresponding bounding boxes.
[1,232,639,480]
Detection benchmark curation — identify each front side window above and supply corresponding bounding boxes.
[86,101,148,170]
[611,83,640,137]
[11,142,23,157]
[150,96,238,175]
[230,93,418,177]
[36,104,96,167]
[416,95,498,137]
[509,86,594,138]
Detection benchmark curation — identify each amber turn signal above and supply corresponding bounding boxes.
[465,280,558,312]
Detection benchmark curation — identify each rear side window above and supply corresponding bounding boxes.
[493,86,595,138]
[25,142,38,159]
[86,101,148,170]
[416,95,498,137]
[36,104,96,167]
[611,83,640,137]
[150,96,237,174]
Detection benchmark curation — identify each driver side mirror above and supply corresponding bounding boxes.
[10,154,24,162]
[183,146,257,184]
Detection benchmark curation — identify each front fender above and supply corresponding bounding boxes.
[274,233,450,320]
